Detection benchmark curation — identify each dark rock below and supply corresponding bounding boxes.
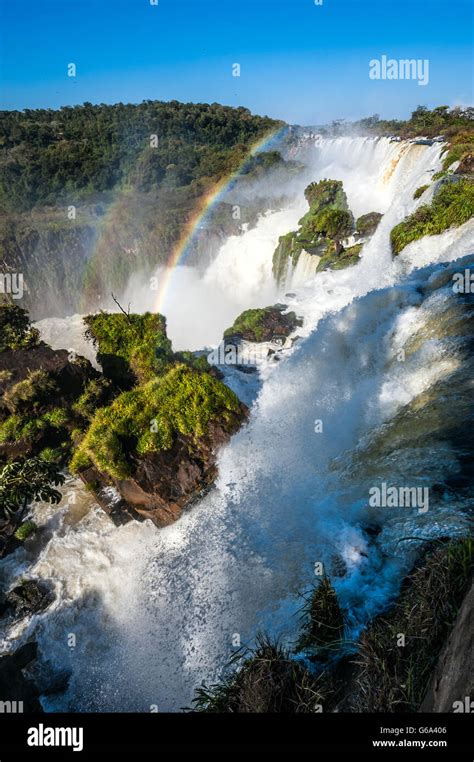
[2,580,54,621]
[0,641,43,712]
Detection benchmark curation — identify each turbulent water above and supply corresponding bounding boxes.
[4,137,474,712]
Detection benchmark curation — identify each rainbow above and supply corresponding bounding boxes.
[153,125,288,313]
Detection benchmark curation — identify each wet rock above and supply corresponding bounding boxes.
[0,641,43,712]
[223,305,303,344]
[1,580,54,621]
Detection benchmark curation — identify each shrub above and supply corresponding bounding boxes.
[0,304,40,353]
[390,179,474,254]
[3,370,59,414]
[296,575,346,656]
[413,185,429,200]
[193,634,330,713]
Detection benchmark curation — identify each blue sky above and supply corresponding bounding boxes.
[0,0,472,123]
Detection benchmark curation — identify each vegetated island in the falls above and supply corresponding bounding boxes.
[272,178,383,285]
[0,303,248,547]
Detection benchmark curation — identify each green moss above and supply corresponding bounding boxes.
[356,212,382,236]
[390,179,474,255]
[3,370,59,414]
[0,406,68,445]
[317,243,362,272]
[224,308,268,342]
[413,185,429,200]
[84,311,174,387]
[70,364,242,479]
[272,231,301,283]
[72,377,113,421]
[223,306,301,342]
[14,520,37,542]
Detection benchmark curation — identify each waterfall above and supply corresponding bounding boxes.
[4,137,473,712]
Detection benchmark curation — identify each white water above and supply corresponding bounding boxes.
[5,137,474,712]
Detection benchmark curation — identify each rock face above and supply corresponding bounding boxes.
[0,641,43,712]
[224,305,303,344]
[419,579,474,712]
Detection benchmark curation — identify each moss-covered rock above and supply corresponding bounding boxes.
[70,364,247,526]
[84,311,173,388]
[317,243,363,272]
[272,179,355,284]
[223,305,302,343]
[390,178,474,255]
[355,212,383,236]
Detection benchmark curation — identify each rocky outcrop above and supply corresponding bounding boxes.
[0,580,54,622]
[79,408,247,527]
[419,578,474,712]
[224,305,303,344]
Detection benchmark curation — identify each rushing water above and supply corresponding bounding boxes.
[4,137,474,712]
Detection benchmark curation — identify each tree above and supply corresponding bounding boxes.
[315,208,354,252]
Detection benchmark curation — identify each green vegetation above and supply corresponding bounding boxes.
[72,377,113,421]
[2,371,59,415]
[14,520,37,542]
[0,305,40,353]
[413,185,429,200]
[272,179,357,283]
[0,457,64,521]
[70,364,242,479]
[317,243,362,272]
[223,306,301,342]
[353,538,473,712]
[193,538,472,713]
[296,576,345,656]
[391,179,474,254]
[0,101,282,212]
[441,130,474,171]
[352,105,473,140]
[84,311,173,387]
[355,212,382,236]
[193,635,332,713]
